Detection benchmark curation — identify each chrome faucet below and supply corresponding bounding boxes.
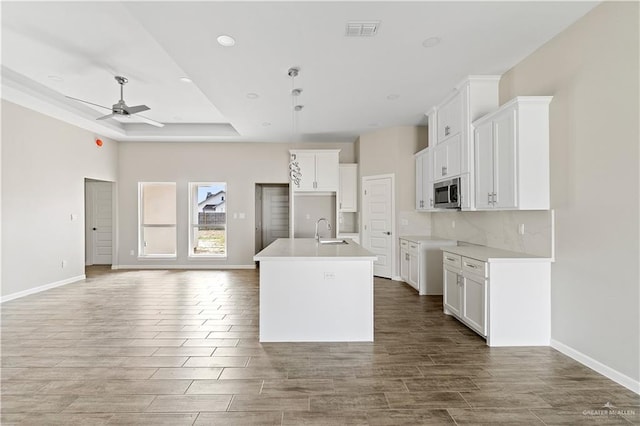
[314,218,331,241]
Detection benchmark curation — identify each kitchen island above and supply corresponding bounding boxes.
[253,238,377,342]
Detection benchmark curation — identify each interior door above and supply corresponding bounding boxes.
[86,181,113,265]
[362,175,393,278]
[262,186,289,248]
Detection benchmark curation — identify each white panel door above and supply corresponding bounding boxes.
[88,181,113,265]
[262,186,290,248]
[362,176,393,278]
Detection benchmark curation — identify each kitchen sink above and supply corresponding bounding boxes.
[319,239,349,245]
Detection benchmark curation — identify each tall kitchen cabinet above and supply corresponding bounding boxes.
[473,97,552,210]
[289,150,340,238]
[416,76,500,211]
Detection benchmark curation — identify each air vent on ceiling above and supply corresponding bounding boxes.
[345,21,380,37]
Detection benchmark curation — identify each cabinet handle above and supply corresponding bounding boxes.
[465,263,477,269]
[445,257,456,262]
[488,192,492,205]
[445,125,450,136]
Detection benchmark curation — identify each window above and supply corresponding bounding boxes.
[139,182,176,257]
[189,182,227,257]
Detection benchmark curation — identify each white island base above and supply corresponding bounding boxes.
[254,239,376,342]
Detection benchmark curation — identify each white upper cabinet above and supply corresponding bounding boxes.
[473,96,552,210]
[339,164,358,212]
[437,92,463,143]
[415,148,434,211]
[290,150,340,192]
[433,134,461,181]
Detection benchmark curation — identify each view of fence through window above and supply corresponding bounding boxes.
[190,182,227,256]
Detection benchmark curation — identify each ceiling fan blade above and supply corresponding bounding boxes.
[135,114,165,128]
[96,112,116,120]
[123,104,150,115]
[65,95,111,111]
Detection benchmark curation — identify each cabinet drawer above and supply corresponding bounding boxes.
[408,242,419,255]
[443,252,461,269]
[462,257,487,277]
[400,239,408,249]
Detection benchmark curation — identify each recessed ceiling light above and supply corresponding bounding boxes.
[179,77,192,83]
[386,94,400,100]
[247,93,259,99]
[217,34,236,47]
[422,36,441,48]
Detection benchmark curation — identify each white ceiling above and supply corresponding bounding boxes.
[1,1,599,143]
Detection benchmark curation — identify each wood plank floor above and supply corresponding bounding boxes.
[1,267,638,425]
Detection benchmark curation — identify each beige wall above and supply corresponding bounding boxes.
[117,141,354,267]
[1,100,119,298]
[359,126,431,277]
[501,2,638,385]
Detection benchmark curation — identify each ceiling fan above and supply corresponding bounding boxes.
[66,75,164,128]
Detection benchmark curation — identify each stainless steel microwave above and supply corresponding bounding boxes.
[433,177,461,209]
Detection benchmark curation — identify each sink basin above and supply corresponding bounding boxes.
[319,239,348,245]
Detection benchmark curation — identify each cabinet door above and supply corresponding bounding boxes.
[408,244,419,290]
[433,143,448,180]
[437,92,462,143]
[443,267,461,317]
[423,151,435,209]
[415,154,425,210]
[446,134,461,177]
[314,152,339,191]
[339,164,357,212]
[474,120,494,209]
[400,246,409,282]
[294,153,317,191]
[462,274,487,336]
[493,109,517,209]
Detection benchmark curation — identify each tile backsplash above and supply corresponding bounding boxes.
[431,210,554,258]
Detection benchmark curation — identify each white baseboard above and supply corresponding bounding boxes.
[1,275,85,303]
[551,339,640,395]
[113,264,256,270]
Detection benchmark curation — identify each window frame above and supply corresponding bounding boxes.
[138,182,177,259]
[188,181,228,258]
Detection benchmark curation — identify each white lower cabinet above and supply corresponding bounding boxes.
[461,272,487,336]
[443,265,462,317]
[400,240,409,283]
[400,237,457,295]
[442,247,551,346]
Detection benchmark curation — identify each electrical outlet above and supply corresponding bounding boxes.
[518,224,525,235]
[61,260,67,268]
[130,249,135,256]
[451,220,456,229]
[324,272,335,280]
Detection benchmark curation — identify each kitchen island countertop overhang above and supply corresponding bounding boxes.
[254,238,377,343]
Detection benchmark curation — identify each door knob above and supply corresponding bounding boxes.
[92,227,97,231]
[383,231,391,235]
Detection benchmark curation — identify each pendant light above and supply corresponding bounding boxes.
[288,67,303,187]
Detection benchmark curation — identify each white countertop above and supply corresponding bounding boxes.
[254,238,377,261]
[400,235,457,244]
[442,245,552,263]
